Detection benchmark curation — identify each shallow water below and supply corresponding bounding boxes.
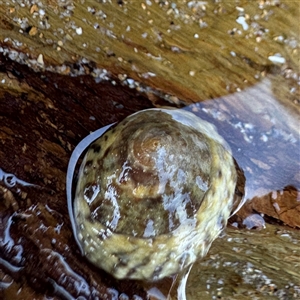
[141,77,300,299]
[185,76,299,209]
[143,223,300,299]
[0,81,299,299]
[187,224,300,299]
[0,0,299,299]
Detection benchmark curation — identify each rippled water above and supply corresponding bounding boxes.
[1,75,299,299]
[186,76,299,206]
[143,76,300,299]
[0,0,299,298]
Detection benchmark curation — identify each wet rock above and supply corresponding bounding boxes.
[0,0,299,298]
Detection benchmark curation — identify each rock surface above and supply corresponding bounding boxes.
[0,0,299,299]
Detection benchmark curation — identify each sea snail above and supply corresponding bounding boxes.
[67,108,237,281]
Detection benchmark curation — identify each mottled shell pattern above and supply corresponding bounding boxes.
[71,108,237,281]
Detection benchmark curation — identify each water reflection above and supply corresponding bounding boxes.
[185,224,300,299]
[0,75,299,299]
[185,76,299,221]
[142,76,300,298]
[0,168,39,189]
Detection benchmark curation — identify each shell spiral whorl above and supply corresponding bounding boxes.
[71,108,237,281]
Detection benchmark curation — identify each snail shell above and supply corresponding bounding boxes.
[70,108,237,281]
